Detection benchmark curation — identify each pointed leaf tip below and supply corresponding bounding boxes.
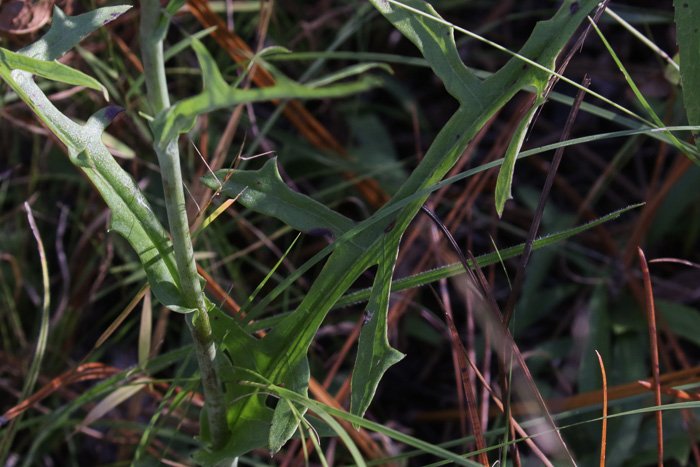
[86,106,124,134]
[103,105,124,122]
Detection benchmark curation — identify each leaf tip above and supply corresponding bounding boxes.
[86,105,124,133]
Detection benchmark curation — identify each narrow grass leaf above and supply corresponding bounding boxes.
[78,378,150,432]
[238,234,301,320]
[20,204,50,400]
[596,350,607,467]
[138,289,152,369]
[306,62,393,88]
[638,248,664,464]
[244,381,483,467]
[20,348,191,466]
[336,203,642,307]
[0,205,51,461]
[589,18,699,164]
[133,352,195,464]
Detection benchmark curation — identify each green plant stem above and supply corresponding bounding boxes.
[140,0,229,449]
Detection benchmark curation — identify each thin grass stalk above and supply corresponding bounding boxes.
[0,204,51,464]
[139,0,228,449]
[595,350,607,467]
[638,247,663,466]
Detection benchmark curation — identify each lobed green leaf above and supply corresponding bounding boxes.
[19,6,131,61]
[201,158,355,240]
[199,0,606,456]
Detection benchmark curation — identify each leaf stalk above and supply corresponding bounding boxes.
[140,0,229,449]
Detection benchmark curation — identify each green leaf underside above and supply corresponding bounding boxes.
[198,0,606,460]
[350,239,405,424]
[0,47,106,95]
[674,0,700,150]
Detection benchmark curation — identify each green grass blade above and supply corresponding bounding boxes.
[335,203,642,307]
[589,17,699,164]
[244,381,484,467]
[0,205,51,463]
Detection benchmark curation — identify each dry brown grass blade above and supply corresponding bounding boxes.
[421,206,573,463]
[637,380,700,402]
[1,363,121,422]
[433,319,555,466]
[595,350,607,467]
[416,365,700,419]
[79,283,149,365]
[185,0,390,208]
[443,312,489,466]
[639,247,664,467]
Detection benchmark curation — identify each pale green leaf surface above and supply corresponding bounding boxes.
[674,0,700,150]
[79,378,149,431]
[370,0,482,104]
[18,6,131,61]
[201,158,355,240]
[0,47,106,96]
